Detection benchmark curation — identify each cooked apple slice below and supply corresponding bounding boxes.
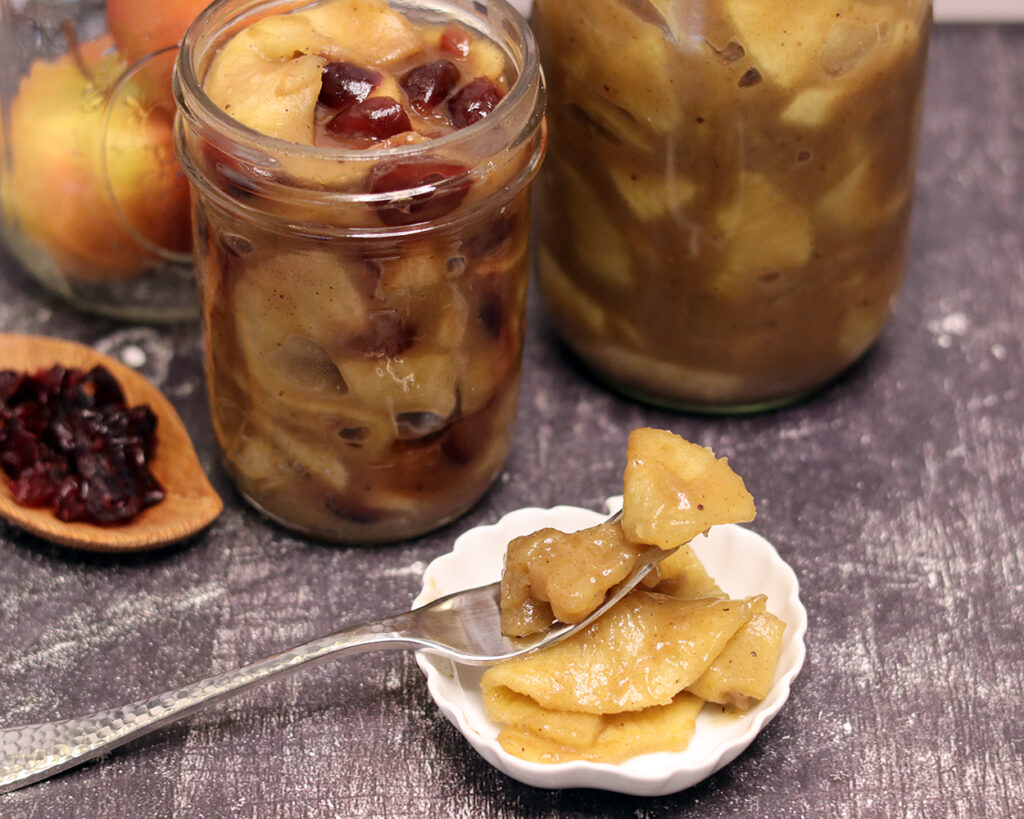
[300,0,422,64]
[608,163,697,221]
[644,543,724,597]
[235,13,334,62]
[816,157,910,233]
[561,163,633,291]
[723,0,843,88]
[482,592,763,713]
[500,522,647,636]
[621,427,755,549]
[484,685,704,764]
[687,611,785,709]
[536,247,608,341]
[537,0,679,136]
[205,39,325,143]
[232,249,370,398]
[712,171,813,301]
[339,351,458,420]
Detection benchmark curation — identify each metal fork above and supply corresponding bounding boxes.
[0,540,673,795]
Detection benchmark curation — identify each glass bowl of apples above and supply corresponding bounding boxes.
[0,0,208,321]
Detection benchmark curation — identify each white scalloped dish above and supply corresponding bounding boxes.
[414,497,807,796]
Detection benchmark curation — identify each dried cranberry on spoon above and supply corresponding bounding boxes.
[0,365,165,524]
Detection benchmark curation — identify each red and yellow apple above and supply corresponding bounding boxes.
[3,35,191,282]
[107,0,212,65]
[106,0,212,111]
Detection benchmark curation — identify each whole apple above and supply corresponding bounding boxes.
[107,0,213,65]
[107,0,212,111]
[3,35,192,283]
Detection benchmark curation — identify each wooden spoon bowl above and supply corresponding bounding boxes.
[0,333,222,552]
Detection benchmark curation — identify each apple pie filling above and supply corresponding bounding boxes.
[486,429,785,764]
[175,0,544,541]
[533,0,931,410]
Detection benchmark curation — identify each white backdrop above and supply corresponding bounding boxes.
[507,0,1024,23]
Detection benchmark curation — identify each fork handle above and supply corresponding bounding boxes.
[0,620,413,795]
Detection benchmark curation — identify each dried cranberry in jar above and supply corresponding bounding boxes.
[326,97,412,141]
[319,61,382,110]
[465,211,518,258]
[440,25,471,58]
[202,143,274,200]
[400,60,461,113]
[325,492,386,524]
[448,77,505,129]
[442,396,502,466]
[367,161,470,226]
[347,310,418,358]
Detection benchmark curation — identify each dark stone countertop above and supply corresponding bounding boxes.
[1,22,1022,819]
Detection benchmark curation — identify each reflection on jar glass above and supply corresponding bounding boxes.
[533,0,932,412]
[0,0,196,321]
[175,0,545,542]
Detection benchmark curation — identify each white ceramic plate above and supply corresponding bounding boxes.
[414,497,807,796]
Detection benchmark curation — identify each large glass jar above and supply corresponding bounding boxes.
[0,0,197,321]
[533,0,931,412]
[175,0,545,542]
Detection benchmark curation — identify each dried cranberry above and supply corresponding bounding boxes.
[367,160,470,226]
[478,291,505,339]
[1,425,39,478]
[0,370,28,404]
[10,461,55,507]
[319,62,381,110]
[443,398,500,465]
[326,97,412,141]
[440,26,471,58]
[202,143,274,199]
[738,67,762,88]
[0,365,165,525]
[325,492,385,524]
[400,60,461,113]
[33,365,68,403]
[465,212,517,258]
[82,366,125,410]
[448,77,504,129]
[55,475,88,522]
[347,310,417,358]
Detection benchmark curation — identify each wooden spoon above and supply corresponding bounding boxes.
[0,333,222,552]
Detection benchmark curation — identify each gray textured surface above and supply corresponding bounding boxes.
[1,23,1022,819]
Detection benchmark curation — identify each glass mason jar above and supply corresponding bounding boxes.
[532,0,931,412]
[0,0,196,321]
[174,0,545,542]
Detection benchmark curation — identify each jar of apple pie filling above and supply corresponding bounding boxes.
[174,0,545,542]
[533,0,931,412]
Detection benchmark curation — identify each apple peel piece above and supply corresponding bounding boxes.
[621,427,755,550]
